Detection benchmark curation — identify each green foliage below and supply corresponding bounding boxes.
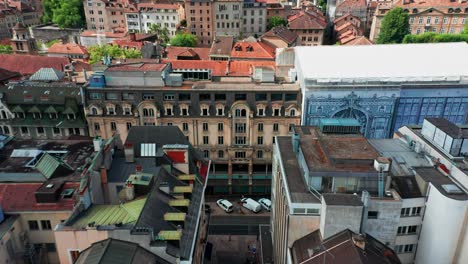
[267,16,287,30]
[169,33,197,47]
[42,0,85,28]
[377,7,410,44]
[402,32,468,43]
[148,24,170,44]
[180,19,187,28]
[0,44,12,54]
[464,23,468,34]
[317,0,327,13]
[46,39,60,48]
[88,44,142,64]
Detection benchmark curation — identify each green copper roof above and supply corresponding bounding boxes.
[156,230,182,241]
[11,105,23,112]
[168,199,190,207]
[35,153,73,179]
[164,212,186,222]
[44,105,57,113]
[27,105,41,113]
[173,186,192,193]
[72,198,147,228]
[177,174,195,181]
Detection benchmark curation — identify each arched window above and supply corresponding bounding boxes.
[149,108,155,117]
[290,109,296,116]
[235,109,241,117]
[241,109,246,117]
[91,107,98,115]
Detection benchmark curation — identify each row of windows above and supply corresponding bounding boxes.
[203,150,264,159]
[397,225,419,235]
[415,27,463,34]
[90,92,298,102]
[28,220,53,231]
[20,127,81,136]
[395,244,416,254]
[410,16,466,25]
[401,207,422,217]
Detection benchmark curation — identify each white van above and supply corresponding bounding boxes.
[241,198,261,213]
[258,198,271,211]
[216,199,233,213]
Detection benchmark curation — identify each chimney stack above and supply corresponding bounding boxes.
[352,234,366,251]
[124,143,134,163]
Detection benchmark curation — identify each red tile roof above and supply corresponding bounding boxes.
[48,42,88,55]
[334,13,360,24]
[228,61,276,77]
[0,55,69,76]
[112,39,145,50]
[105,62,168,72]
[288,10,327,29]
[81,31,127,38]
[137,2,179,10]
[0,182,78,212]
[261,26,298,45]
[165,47,211,60]
[231,40,276,60]
[344,36,374,46]
[336,0,367,9]
[394,0,468,8]
[164,59,276,77]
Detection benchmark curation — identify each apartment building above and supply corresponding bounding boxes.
[0,1,40,39]
[242,0,267,37]
[185,0,214,46]
[125,2,184,36]
[84,0,133,31]
[54,127,210,264]
[214,0,243,37]
[370,0,468,42]
[335,0,368,22]
[83,61,300,194]
[287,10,326,46]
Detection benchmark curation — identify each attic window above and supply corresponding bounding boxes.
[46,184,54,189]
[448,8,454,13]
[412,8,418,13]
[234,45,242,51]
[246,45,253,52]
[61,189,75,198]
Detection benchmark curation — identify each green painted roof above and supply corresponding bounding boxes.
[72,198,147,228]
[177,174,195,181]
[29,68,64,81]
[164,212,186,221]
[168,199,190,207]
[156,230,182,241]
[44,105,57,113]
[173,186,192,193]
[35,153,73,179]
[10,105,23,112]
[27,105,41,113]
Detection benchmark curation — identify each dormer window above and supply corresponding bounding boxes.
[67,114,75,120]
[201,105,210,116]
[246,45,253,52]
[32,113,41,119]
[124,107,131,115]
[108,107,115,115]
[289,109,296,116]
[143,108,155,117]
[16,112,25,119]
[50,113,58,119]
[91,107,98,115]
[257,108,265,116]
[273,107,281,116]
[216,106,224,116]
[165,106,173,116]
[234,45,242,51]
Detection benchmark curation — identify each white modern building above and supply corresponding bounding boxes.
[126,3,183,36]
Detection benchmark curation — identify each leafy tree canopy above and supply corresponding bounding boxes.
[403,32,468,43]
[267,16,287,30]
[169,33,197,47]
[148,24,170,44]
[88,44,142,64]
[0,44,12,54]
[42,0,85,29]
[377,7,410,44]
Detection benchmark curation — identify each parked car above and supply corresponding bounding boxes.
[241,198,261,213]
[258,198,271,211]
[216,199,233,213]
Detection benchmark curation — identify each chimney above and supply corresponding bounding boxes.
[124,143,134,163]
[125,180,135,200]
[352,234,366,251]
[100,167,108,184]
[135,164,142,173]
[129,32,136,42]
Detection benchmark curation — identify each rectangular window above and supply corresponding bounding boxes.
[235,94,247,101]
[143,93,155,100]
[40,220,52,230]
[179,93,191,101]
[408,225,418,234]
[215,94,226,101]
[258,123,264,132]
[397,226,407,234]
[203,122,209,131]
[28,220,39,230]
[218,136,224,145]
[256,93,267,101]
[164,93,175,100]
[271,93,283,101]
[368,211,378,219]
[401,208,411,217]
[89,92,101,100]
[122,93,135,100]
[53,127,60,134]
[257,136,263,145]
[199,93,211,101]
[166,108,173,116]
[285,93,297,101]
[218,150,224,158]
[273,109,280,116]
[37,127,45,134]
[126,122,132,131]
[105,92,119,100]
[235,123,246,133]
[218,123,224,131]
[183,123,189,131]
[257,150,263,159]
[203,136,209,145]
[217,107,224,116]
[273,123,279,132]
[235,151,246,158]
[235,136,246,145]
[94,123,100,131]
[110,122,117,131]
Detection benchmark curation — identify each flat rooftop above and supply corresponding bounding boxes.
[0,138,94,182]
[391,176,422,199]
[322,193,363,206]
[425,118,468,139]
[414,167,468,200]
[295,42,468,84]
[277,136,320,203]
[295,126,379,173]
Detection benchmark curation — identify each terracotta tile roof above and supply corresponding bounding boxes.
[344,36,374,46]
[165,47,211,60]
[334,13,360,24]
[336,0,367,9]
[105,62,168,72]
[81,30,127,39]
[0,55,69,76]
[137,2,179,10]
[48,43,88,55]
[0,182,78,212]
[113,39,145,50]
[288,11,327,29]
[72,61,92,72]
[228,61,276,76]
[261,26,298,45]
[210,36,234,57]
[336,22,358,33]
[394,0,468,9]
[166,60,228,76]
[231,40,276,60]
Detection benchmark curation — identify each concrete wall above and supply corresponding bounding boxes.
[287,215,320,248]
[415,184,468,264]
[31,25,81,44]
[319,200,363,239]
[364,198,402,247]
[0,217,24,264]
[54,228,110,264]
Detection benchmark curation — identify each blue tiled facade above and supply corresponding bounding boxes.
[302,88,468,139]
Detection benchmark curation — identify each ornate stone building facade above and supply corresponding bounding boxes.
[84,62,301,194]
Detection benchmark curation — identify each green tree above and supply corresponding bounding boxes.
[52,0,85,28]
[464,22,468,34]
[402,32,468,43]
[377,7,410,44]
[42,0,61,23]
[267,16,287,30]
[88,44,142,64]
[317,0,327,13]
[148,24,170,44]
[169,33,197,47]
[0,44,12,54]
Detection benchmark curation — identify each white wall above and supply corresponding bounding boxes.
[415,184,468,264]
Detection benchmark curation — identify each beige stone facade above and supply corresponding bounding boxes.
[84,0,129,31]
[186,0,214,46]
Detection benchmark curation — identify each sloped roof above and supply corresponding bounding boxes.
[262,26,298,45]
[336,0,367,9]
[210,36,234,57]
[0,67,20,81]
[231,40,276,60]
[29,68,65,81]
[48,42,88,55]
[344,36,374,46]
[165,47,211,60]
[35,153,73,179]
[0,55,69,76]
[288,11,327,29]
